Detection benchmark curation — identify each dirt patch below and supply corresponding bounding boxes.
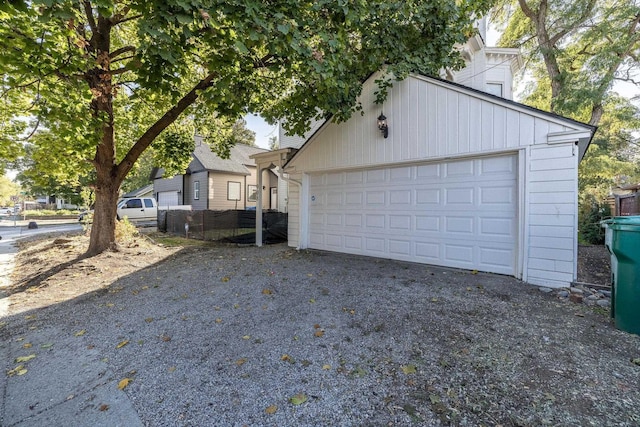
[6,233,179,315]
[577,244,611,286]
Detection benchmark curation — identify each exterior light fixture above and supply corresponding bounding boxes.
[377,113,388,138]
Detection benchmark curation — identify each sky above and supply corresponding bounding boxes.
[245,114,278,149]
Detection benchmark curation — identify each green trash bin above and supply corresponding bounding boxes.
[601,216,640,335]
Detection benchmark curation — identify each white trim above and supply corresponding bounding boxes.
[299,174,310,249]
[518,148,528,281]
[572,148,580,282]
[288,147,523,175]
[547,130,592,144]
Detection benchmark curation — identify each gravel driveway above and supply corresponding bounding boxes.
[2,243,639,426]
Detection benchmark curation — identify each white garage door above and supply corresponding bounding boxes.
[307,155,518,275]
[157,191,179,208]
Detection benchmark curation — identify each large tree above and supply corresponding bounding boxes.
[493,0,640,212]
[494,0,640,126]
[0,0,490,255]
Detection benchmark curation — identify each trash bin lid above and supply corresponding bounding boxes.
[608,215,640,231]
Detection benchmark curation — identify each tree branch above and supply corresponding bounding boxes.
[83,1,97,34]
[116,73,218,181]
[110,46,135,60]
[114,14,143,25]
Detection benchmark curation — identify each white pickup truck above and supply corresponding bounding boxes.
[116,197,158,222]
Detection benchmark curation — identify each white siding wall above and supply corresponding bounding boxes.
[525,144,579,286]
[452,50,486,92]
[287,173,302,248]
[285,74,590,287]
[289,76,575,173]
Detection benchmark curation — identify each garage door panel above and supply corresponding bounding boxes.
[389,240,411,255]
[445,188,474,205]
[308,155,517,275]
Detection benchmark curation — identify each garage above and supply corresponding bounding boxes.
[307,155,518,275]
[157,191,179,207]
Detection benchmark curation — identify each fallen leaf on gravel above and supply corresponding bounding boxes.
[401,365,417,374]
[235,358,247,366]
[117,378,131,390]
[242,335,251,340]
[314,330,324,338]
[7,365,27,376]
[307,273,313,277]
[15,355,36,363]
[281,354,294,363]
[215,318,223,324]
[40,343,53,349]
[262,289,273,295]
[632,358,640,366]
[265,405,278,414]
[431,298,438,302]
[429,394,441,404]
[106,303,114,307]
[24,315,36,320]
[74,329,86,337]
[289,393,307,405]
[116,340,129,349]
[221,276,230,282]
[144,317,154,323]
[322,364,331,370]
[160,334,171,342]
[168,366,176,372]
[309,298,315,303]
[471,270,478,275]
[313,324,321,329]
[22,343,32,349]
[99,404,109,411]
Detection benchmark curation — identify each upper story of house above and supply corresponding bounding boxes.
[279,18,521,150]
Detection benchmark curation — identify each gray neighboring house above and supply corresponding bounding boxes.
[152,136,277,211]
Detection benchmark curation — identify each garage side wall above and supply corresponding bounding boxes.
[525,144,579,286]
[286,173,302,248]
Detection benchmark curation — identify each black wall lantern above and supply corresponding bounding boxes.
[377,113,389,138]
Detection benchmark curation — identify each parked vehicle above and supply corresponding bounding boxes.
[1,207,13,215]
[116,197,158,222]
[78,209,94,222]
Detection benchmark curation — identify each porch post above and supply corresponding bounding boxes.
[256,165,263,247]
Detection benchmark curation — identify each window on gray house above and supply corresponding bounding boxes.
[194,181,200,200]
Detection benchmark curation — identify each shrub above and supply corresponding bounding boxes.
[578,197,611,245]
[115,217,139,245]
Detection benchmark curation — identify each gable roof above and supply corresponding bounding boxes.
[285,72,596,168]
[190,137,268,175]
[121,184,153,198]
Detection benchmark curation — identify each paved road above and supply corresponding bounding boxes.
[0,221,82,289]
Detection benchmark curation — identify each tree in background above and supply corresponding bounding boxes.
[0,175,21,207]
[493,0,640,233]
[231,119,256,147]
[0,0,490,255]
[268,136,279,151]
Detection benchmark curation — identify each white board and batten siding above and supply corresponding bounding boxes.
[525,144,579,286]
[285,73,591,287]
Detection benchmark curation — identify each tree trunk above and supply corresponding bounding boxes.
[86,172,121,256]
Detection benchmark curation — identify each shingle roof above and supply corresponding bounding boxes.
[192,143,269,175]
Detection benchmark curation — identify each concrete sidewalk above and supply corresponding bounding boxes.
[0,221,143,427]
